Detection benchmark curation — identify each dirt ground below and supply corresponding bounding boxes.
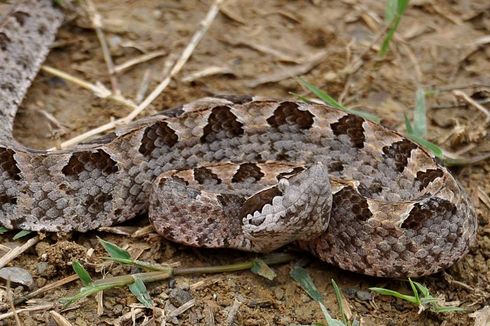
[1,0,490,325]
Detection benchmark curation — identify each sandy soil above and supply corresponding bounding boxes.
[1,0,490,325]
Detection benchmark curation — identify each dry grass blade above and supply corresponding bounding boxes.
[0,303,55,321]
[0,236,39,269]
[122,0,226,123]
[15,274,80,305]
[167,299,196,318]
[245,50,328,88]
[114,50,167,74]
[49,310,73,326]
[225,298,242,326]
[40,65,137,112]
[53,0,226,149]
[85,0,120,94]
[453,90,490,124]
[182,66,233,83]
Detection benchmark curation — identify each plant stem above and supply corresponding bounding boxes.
[174,253,294,275]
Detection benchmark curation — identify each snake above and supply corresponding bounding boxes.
[0,0,478,277]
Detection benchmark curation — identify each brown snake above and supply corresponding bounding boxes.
[0,1,478,277]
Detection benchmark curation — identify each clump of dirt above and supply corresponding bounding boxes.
[1,0,489,325]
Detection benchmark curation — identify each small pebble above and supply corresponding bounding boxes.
[168,287,193,307]
[356,290,373,301]
[274,287,284,300]
[36,262,49,275]
[0,267,33,287]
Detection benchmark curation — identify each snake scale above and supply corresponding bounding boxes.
[0,1,478,277]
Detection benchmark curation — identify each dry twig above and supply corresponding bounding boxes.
[453,90,490,123]
[114,51,167,74]
[53,0,226,149]
[0,236,39,269]
[85,0,120,95]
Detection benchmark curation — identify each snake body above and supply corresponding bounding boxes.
[0,1,477,277]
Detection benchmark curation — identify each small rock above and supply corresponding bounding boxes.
[37,262,49,275]
[168,279,176,288]
[356,290,373,301]
[0,267,33,287]
[274,287,284,300]
[36,277,47,288]
[168,288,193,307]
[343,288,357,299]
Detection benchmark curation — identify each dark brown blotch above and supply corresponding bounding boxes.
[1,82,15,94]
[87,193,113,214]
[62,150,118,176]
[328,161,344,172]
[416,169,444,190]
[334,186,372,221]
[0,147,21,181]
[402,198,456,232]
[232,163,264,183]
[139,121,178,157]
[194,167,221,185]
[0,33,10,51]
[218,193,246,217]
[12,11,29,26]
[382,139,418,172]
[330,114,365,148]
[0,194,17,206]
[267,101,314,130]
[201,106,244,142]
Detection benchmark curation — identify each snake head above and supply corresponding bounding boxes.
[241,162,332,252]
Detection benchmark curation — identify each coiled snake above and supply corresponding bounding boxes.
[0,1,477,277]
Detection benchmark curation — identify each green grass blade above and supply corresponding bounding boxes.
[98,237,131,260]
[297,79,380,123]
[289,92,312,103]
[431,305,465,313]
[251,259,276,281]
[72,260,92,286]
[290,266,324,302]
[290,266,344,325]
[346,109,381,123]
[406,134,444,159]
[129,277,153,308]
[412,280,430,298]
[408,278,420,304]
[385,0,398,23]
[60,283,115,307]
[331,279,349,325]
[379,0,409,57]
[318,302,346,326]
[369,287,419,304]
[13,230,31,240]
[413,87,427,137]
[298,78,345,110]
[404,113,414,134]
[0,227,8,235]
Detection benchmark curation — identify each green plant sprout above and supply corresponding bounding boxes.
[296,78,380,123]
[296,80,446,161]
[380,0,409,57]
[370,278,464,314]
[290,266,359,326]
[62,237,293,307]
